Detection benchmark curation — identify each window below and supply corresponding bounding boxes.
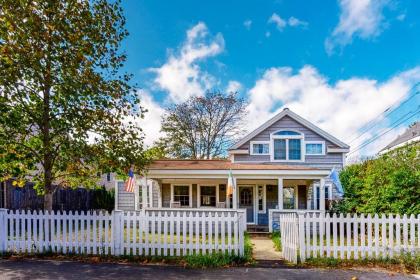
[200,186,217,207]
[240,188,252,206]
[283,187,295,209]
[172,185,191,207]
[289,139,301,160]
[106,173,111,182]
[306,141,325,155]
[273,139,286,160]
[271,130,304,161]
[250,141,270,155]
[257,185,266,213]
[315,185,331,210]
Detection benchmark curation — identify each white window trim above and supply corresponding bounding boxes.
[170,184,193,208]
[270,130,305,162]
[197,184,219,208]
[250,141,270,155]
[257,184,266,214]
[305,141,326,155]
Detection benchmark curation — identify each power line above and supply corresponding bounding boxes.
[348,83,420,144]
[348,107,420,156]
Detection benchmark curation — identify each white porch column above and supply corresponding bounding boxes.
[141,177,148,209]
[320,178,326,212]
[148,180,153,208]
[278,177,283,210]
[232,177,238,209]
[313,182,318,210]
[134,181,139,211]
[114,180,119,210]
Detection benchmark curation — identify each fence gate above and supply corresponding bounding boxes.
[278,213,299,263]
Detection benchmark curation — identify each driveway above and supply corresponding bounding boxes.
[0,259,417,280]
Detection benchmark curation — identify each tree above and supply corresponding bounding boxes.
[0,0,149,210]
[333,144,420,214]
[157,91,247,159]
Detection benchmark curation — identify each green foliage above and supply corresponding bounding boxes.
[0,0,152,208]
[91,187,114,212]
[271,232,282,252]
[333,145,420,214]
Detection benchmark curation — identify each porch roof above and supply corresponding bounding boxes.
[147,159,316,171]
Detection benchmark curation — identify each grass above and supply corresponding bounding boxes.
[305,252,420,274]
[271,232,281,252]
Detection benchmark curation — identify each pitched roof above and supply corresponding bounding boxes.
[381,122,420,151]
[229,108,349,150]
[147,159,317,170]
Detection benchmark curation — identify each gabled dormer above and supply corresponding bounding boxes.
[228,108,350,169]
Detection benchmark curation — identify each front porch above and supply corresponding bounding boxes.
[116,167,335,227]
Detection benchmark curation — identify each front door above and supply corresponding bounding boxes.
[298,185,307,209]
[239,186,255,223]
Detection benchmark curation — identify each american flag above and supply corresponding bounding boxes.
[125,168,135,193]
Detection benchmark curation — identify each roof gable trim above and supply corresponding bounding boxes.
[230,108,349,150]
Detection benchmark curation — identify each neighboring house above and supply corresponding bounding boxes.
[380,122,419,154]
[115,108,350,227]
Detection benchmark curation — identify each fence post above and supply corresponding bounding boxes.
[0,209,7,254]
[297,212,306,263]
[112,210,123,256]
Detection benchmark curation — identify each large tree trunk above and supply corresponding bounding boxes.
[44,189,53,211]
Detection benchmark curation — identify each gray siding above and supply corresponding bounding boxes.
[234,115,344,170]
[117,181,135,211]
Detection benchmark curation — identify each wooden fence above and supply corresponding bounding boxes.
[274,212,420,263]
[0,208,246,257]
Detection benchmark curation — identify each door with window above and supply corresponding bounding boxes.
[238,186,254,223]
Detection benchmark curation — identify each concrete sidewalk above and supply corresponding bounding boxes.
[0,259,416,280]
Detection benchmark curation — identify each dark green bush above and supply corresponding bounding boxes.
[333,145,420,215]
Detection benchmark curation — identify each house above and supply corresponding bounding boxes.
[379,122,419,154]
[115,108,350,228]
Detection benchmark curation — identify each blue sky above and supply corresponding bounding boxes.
[119,0,420,158]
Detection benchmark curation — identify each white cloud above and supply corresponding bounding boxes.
[226,81,243,93]
[135,90,165,146]
[326,0,390,54]
[268,13,287,30]
[288,17,308,28]
[265,31,271,38]
[246,65,420,157]
[268,13,308,31]
[243,19,252,30]
[150,22,225,103]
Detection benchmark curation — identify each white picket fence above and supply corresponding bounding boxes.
[275,212,420,263]
[0,208,246,257]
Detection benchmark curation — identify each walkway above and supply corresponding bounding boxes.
[251,235,282,260]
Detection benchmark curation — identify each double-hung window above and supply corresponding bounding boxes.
[172,185,191,207]
[271,130,304,161]
[199,185,217,207]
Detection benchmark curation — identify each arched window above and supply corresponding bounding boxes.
[270,130,304,161]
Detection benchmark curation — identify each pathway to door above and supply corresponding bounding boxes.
[250,235,284,266]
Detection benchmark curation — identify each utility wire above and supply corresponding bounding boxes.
[348,84,420,144]
[348,106,420,156]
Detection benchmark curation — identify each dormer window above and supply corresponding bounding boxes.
[270,130,304,162]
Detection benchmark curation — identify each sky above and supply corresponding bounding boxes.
[120,0,420,159]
